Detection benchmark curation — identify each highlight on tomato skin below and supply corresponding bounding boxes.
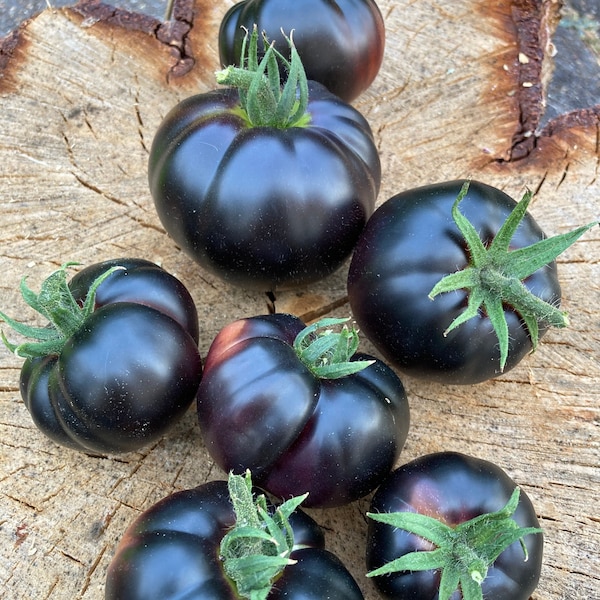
[366,452,544,600]
[218,0,386,102]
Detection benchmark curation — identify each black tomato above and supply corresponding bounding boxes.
[219,0,385,102]
[366,452,543,600]
[348,180,566,384]
[105,473,365,599]
[196,314,410,508]
[1,259,202,454]
[149,28,380,291]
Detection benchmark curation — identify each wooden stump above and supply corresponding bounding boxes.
[0,1,598,598]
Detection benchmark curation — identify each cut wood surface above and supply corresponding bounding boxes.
[0,1,598,598]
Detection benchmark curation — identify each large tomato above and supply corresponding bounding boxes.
[106,472,365,599]
[366,452,543,600]
[348,179,595,384]
[1,259,202,454]
[149,29,380,291]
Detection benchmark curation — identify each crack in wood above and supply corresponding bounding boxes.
[79,543,108,597]
[72,173,128,206]
[4,493,38,511]
[133,77,149,155]
[42,577,60,600]
[59,548,86,566]
[487,1,600,162]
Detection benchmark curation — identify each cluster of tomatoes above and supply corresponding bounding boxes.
[2,1,597,599]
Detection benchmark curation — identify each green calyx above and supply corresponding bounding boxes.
[429,181,599,372]
[367,487,543,600]
[293,317,375,379]
[215,26,310,129]
[220,470,308,600]
[0,262,123,359]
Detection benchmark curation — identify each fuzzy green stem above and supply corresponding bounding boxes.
[220,471,308,600]
[293,317,375,379]
[429,181,598,371]
[0,262,124,359]
[216,26,310,129]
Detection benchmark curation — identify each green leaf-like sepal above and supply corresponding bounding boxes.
[0,263,124,359]
[293,317,375,379]
[220,471,308,600]
[429,181,598,371]
[367,487,543,600]
[215,26,311,129]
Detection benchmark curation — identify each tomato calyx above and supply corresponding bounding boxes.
[0,262,123,358]
[429,181,598,371]
[367,487,543,600]
[292,317,375,379]
[220,470,308,600]
[215,25,310,129]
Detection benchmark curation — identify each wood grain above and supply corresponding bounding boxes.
[0,1,598,598]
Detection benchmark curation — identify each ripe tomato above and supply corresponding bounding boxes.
[1,259,202,454]
[106,473,365,599]
[366,452,543,600]
[149,30,380,291]
[219,0,385,102]
[348,180,594,384]
[196,314,410,507]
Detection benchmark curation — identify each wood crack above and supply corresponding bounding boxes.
[72,173,128,206]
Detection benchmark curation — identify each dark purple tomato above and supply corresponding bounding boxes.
[348,180,561,384]
[105,478,365,599]
[196,313,410,507]
[219,0,385,102]
[148,80,380,291]
[14,259,202,454]
[366,452,543,599]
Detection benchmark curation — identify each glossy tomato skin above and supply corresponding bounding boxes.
[347,180,561,384]
[20,259,202,454]
[149,82,381,291]
[366,452,543,600]
[196,313,410,508]
[219,0,385,102]
[105,479,365,600]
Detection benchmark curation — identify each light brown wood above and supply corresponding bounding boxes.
[1,1,598,598]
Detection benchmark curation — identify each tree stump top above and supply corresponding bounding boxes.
[1,1,598,598]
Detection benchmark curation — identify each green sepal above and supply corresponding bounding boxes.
[429,181,598,371]
[293,317,375,379]
[215,26,311,129]
[367,487,543,600]
[0,262,124,359]
[220,471,308,600]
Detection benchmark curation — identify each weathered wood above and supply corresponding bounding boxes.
[0,1,598,598]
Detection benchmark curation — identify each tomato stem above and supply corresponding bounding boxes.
[429,181,598,372]
[293,317,375,379]
[215,26,311,129]
[220,470,308,600]
[367,487,543,600]
[0,263,123,359]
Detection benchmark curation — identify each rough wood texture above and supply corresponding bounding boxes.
[0,1,598,598]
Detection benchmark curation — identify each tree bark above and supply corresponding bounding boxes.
[0,1,598,598]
